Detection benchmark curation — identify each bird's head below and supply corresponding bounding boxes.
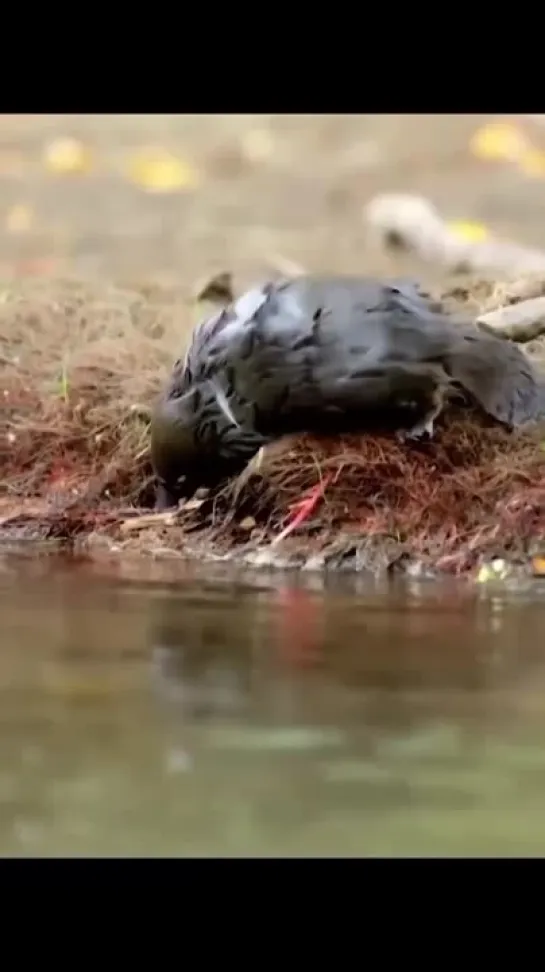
[150,387,249,507]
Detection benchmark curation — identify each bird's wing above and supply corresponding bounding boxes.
[178,277,452,411]
[177,275,545,430]
[298,278,545,427]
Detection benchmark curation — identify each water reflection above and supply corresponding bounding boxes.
[2,554,545,856]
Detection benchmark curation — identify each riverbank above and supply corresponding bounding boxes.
[3,274,545,578]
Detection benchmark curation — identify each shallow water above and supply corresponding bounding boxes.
[2,555,545,856]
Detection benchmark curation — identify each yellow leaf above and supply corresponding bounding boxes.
[447,219,489,243]
[6,203,34,234]
[518,148,545,178]
[469,121,529,162]
[476,565,493,584]
[476,559,509,583]
[239,516,256,530]
[125,147,200,193]
[531,555,545,576]
[43,136,93,175]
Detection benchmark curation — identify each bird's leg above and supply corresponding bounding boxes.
[396,417,434,442]
[396,398,443,443]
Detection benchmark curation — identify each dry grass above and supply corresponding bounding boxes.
[2,274,545,574]
[2,277,194,503]
[236,420,545,572]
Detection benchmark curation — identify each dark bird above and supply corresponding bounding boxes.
[151,275,545,510]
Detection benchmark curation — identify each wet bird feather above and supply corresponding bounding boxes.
[151,276,545,508]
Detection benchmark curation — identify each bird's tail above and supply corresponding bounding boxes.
[443,329,545,427]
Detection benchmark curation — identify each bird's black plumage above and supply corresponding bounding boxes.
[151,275,545,509]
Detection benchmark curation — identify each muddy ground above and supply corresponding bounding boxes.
[3,113,545,576]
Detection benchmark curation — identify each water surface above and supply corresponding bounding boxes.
[2,554,545,856]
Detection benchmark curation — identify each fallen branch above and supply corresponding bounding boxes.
[365,193,545,276]
[477,296,545,342]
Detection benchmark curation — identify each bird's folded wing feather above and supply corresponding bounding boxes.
[177,275,545,428]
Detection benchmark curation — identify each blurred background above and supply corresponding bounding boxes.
[2,113,545,286]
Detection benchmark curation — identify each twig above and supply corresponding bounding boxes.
[119,510,179,533]
[365,193,545,276]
